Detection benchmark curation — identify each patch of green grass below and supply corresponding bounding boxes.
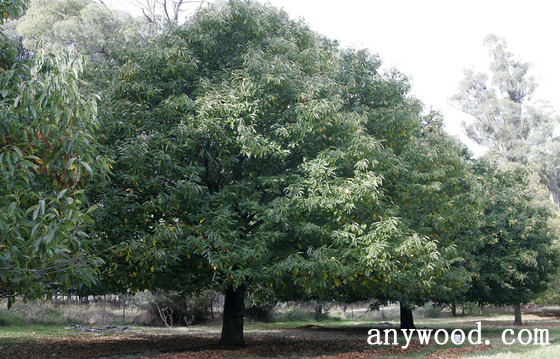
[462,343,560,359]
[0,308,26,327]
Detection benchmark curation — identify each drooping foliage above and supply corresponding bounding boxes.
[313,49,482,329]
[1,0,108,303]
[2,0,558,341]
[90,1,383,345]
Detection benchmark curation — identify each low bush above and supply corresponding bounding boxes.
[131,290,219,326]
[245,303,275,322]
[0,300,120,326]
[422,302,443,318]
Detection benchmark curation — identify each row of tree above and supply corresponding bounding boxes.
[1,0,559,347]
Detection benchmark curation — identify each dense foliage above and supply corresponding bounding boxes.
[0,0,108,303]
[84,0,488,342]
[466,163,560,308]
[451,34,560,324]
[2,0,558,345]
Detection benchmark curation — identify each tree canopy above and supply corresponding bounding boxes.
[466,162,560,324]
[3,0,559,345]
[13,0,148,60]
[85,0,486,343]
[1,0,108,304]
[451,35,560,324]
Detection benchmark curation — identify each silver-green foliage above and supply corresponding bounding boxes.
[451,34,560,205]
[16,0,146,58]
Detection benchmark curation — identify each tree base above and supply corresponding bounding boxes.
[218,284,247,347]
[513,303,523,326]
[400,302,416,330]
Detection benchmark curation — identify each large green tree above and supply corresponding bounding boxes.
[466,162,559,325]
[90,1,371,346]
[282,47,482,330]
[377,114,481,330]
[87,0,477,345]
[1,0,108,303]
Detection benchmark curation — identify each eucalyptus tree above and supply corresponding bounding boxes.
[16,0,146,58]
[451,34,560,206]
[1,0,108,304]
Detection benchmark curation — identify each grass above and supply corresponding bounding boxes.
[462,344,560,358]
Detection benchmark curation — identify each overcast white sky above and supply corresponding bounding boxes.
[114,0,560,155]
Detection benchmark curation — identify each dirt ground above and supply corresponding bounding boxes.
[0,325,490,359]
[1,307,558,359]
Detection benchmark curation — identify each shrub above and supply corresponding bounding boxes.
[131,290,219,326]
[422,303,443,318]
[245,303,275,322]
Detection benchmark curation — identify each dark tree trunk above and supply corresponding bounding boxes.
[451,302,457,317]
[219,284,247,347]
[314,302,323,320]
[399,302,416,330]
[547,170,560,209]
[513,303,523,325]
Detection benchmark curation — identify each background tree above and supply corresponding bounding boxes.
[450,34,560,207]
[451,34,560,324]
[1,0,109,303]
[465,162,560,325]
[318,48,482,330]
[126,0,205,26]
[16,0,146,58]
[377,114,481,330]
[249,49,483,331]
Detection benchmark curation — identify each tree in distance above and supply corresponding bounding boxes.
[450,34,560,206]
[466,161,560,325]
[16,0,147,59]
[451,34,560,325]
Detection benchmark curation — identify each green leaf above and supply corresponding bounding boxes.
[32,204,40,221]
[8,202,17,216]
[57,189,68,200]
[39,199,45,216]
[81,161,92,174]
